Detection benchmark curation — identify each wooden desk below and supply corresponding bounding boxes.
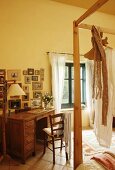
[6,108,55,163]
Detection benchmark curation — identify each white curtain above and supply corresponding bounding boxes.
[49,53,66,113]
[86,60,94,126]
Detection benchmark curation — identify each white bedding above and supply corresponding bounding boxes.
[76,160,105,170]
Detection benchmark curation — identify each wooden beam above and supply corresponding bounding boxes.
[79,23,115,35]
[75,0,109,26]
[73,22,82,170]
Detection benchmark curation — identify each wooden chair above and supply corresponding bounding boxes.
[43,113,68,164]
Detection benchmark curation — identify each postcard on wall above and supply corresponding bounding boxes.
[7,69,21,81]
[32,82,43,90]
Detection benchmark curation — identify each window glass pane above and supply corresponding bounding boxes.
[72,80,74,103]
[71,66,74,79]
[65,66,68,78]
[80,67,82,79]
[80,79,83,102]
[62,80,69,103]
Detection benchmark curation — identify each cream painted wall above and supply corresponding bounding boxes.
[0,0,115,126]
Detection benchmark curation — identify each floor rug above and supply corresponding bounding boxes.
[82,129,115,157]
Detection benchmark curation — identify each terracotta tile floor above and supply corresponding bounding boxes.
[0,140,73,170]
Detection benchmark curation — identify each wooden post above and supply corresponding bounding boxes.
[73,21,82,169]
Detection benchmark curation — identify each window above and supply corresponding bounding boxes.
[61,62,86,108]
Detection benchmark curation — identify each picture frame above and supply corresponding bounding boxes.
[40,68,44,75]
[0,86,3,91]
[33,91,42,99]
[32,82,43,90]
[0,69,6,75]
[24,76,31,84]
[0,100,3,109]
[0,92,3,98]
[23,85,29,93]
[7,69,21,81]
[32,76,38,81]
[35,70,40,75]
[23,102,29,108]
[40,74,44,81]
[23,70,28,75]
[28,68,34,75]
[22,93,29,101]
[0,76,5,83]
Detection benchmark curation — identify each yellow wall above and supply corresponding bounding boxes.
[0,0,115,125]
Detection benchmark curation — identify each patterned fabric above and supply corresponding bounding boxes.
[91,25,108,126]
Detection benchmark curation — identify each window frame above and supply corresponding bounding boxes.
[61,62,86,109]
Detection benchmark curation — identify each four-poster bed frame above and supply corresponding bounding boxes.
[73,0,115,169]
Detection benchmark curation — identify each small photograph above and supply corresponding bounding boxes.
[0,100,3,109]
[40,74,44,81]
[0,92,3,98]
[22,93,29,101]
[23,85,29,93]
[23,70,28,75]
[23,102,29,108]
[0,69,6,75]
[35,70,40,75]
[33,91,42,99]
[0,76,5,83]
[7,69,21,81]
[28,68,34,75]
[25,76,31,84]
[40,68,44,75]
[0,86,3,91]
[32,82,43,90]
[32,76,38,81]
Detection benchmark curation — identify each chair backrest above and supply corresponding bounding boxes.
[49,113,64,138]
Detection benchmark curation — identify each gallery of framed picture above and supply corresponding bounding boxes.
[0,68,45,110]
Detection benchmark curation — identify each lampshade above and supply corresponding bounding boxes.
[7,83,26,97]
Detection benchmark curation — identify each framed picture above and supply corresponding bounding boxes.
[0,69,6,75]
[28,68,34,75]
[32,76,38,81]
[7,69,21,81]
[22,93,29,101]
[35,70,40,75]
[33,91,42,99]
[23,85,29,93]
[25,76,31,84]
[0,86,3,91]
[40,68,44,74]
[0,100,3,109]
[23,70,28,75]
[40,74,44,81]
[0,92,3,98]
[0,76,5,83]
[23,102,29,108]
[32,82,43,90]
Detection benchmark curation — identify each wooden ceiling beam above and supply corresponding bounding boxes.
[79,23,115,35]
[74,0,109,26]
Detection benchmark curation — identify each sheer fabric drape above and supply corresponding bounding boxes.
[49,53,66,113]
[86,60,94,126]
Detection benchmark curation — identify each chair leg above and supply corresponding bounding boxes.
[60,138,63,151]
[43,132,46,154]
[52,137,55,164]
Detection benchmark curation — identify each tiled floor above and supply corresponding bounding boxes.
[0,140,73,170]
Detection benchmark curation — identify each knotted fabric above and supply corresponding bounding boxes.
[91,25,108,125]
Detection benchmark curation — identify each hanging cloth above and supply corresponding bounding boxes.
[91,25,108,125]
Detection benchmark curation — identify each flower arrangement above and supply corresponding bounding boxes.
[42,92,53,108]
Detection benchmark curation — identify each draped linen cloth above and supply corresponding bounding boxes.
[94,47,115,147]
[91,26,108,125]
